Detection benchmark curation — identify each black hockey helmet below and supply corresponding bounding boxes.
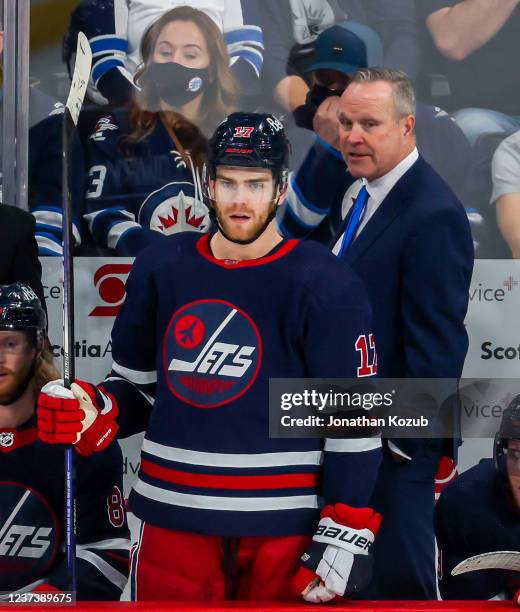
[206,112,290,178]
[494,395,520,472]
[0,283,46,348]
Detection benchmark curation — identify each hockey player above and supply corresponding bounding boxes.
[0,283,130,598]
[37,112,382,602]
[435,397,520,600]
[83,6,239,255]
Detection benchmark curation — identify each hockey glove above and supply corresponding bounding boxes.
[294,503,382,603]
[37,379,118,456]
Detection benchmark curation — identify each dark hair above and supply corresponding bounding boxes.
[120,6,239,166]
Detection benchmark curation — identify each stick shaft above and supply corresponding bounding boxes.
[62,110,77,595]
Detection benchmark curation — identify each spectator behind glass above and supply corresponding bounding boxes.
[419,0,520,146]
[259,0,420,114]
[70,0,263,107]
[285,21,471,207]
[83,6,239,256]
[491,130,520,258]
[0,6,85,257]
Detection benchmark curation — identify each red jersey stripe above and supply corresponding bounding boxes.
[196,234,299,268]
[140,458,318,490]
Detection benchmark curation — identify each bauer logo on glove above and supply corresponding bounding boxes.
[294,503,382,603]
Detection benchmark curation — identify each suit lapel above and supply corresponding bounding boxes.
[344,158,421,264]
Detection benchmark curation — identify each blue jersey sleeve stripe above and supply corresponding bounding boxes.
[315,135,344,161]
[224,27,263,46]
[228,49,263,73]
[92,58,125,84]
[31,204,63,213]
[90,37,128,54]
[114,224,142,250]
[290,175,331,215]
[90,208,131,231]
[36,230,62,245]
[276,201,317,239]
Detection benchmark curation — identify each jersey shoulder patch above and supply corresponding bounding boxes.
[90,114,120,143]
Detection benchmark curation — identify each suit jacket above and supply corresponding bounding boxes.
[0,204,45,308]
[342,156,473,380]
[282,147,474,458]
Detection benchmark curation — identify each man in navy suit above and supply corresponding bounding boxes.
[278,68,474,599]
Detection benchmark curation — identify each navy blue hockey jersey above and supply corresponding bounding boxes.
[97,232,382,537]
[0,417,130,599]
[435,460,520,600]
[84,111,210,255]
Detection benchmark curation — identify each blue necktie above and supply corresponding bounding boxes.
[337,185,369,258]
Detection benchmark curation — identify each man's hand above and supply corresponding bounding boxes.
[37,379,118,456]
[294,504,382,602]
[313,96,342,151]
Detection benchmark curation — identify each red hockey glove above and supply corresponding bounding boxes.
[294,504,382,603]
[37,379,118,456]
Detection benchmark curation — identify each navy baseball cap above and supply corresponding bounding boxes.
[304,21,384,74]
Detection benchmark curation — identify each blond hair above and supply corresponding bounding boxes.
[33,342,61,393]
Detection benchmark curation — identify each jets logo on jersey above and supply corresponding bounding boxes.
[233,126,254,138]
[0,482,59,591]
[163,299,262,408]
[0,432,14,448]
[139,182,210,236]
[90,116,118,142]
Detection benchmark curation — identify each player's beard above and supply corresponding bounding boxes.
[0,362,35,406]
[214,202,276,244]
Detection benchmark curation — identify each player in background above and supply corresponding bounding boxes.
[435,397,520,601]
[37,112,382,602]
[0,283,130,599]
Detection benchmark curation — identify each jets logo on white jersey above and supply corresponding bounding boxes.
[163,299,262,408]
[0,482,58,591]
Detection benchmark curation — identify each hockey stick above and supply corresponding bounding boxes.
[452,551,520,576]
[62,31,92,595]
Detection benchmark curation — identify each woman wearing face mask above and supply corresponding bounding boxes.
[83,6,239,256]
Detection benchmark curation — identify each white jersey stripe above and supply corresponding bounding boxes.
[142,438,322,468]
[112,362,157,385]
[104,376,155,405]
[77,537,130,551]
[324,438,382,453]
[76,549,128,591]
[133,478,318,511]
